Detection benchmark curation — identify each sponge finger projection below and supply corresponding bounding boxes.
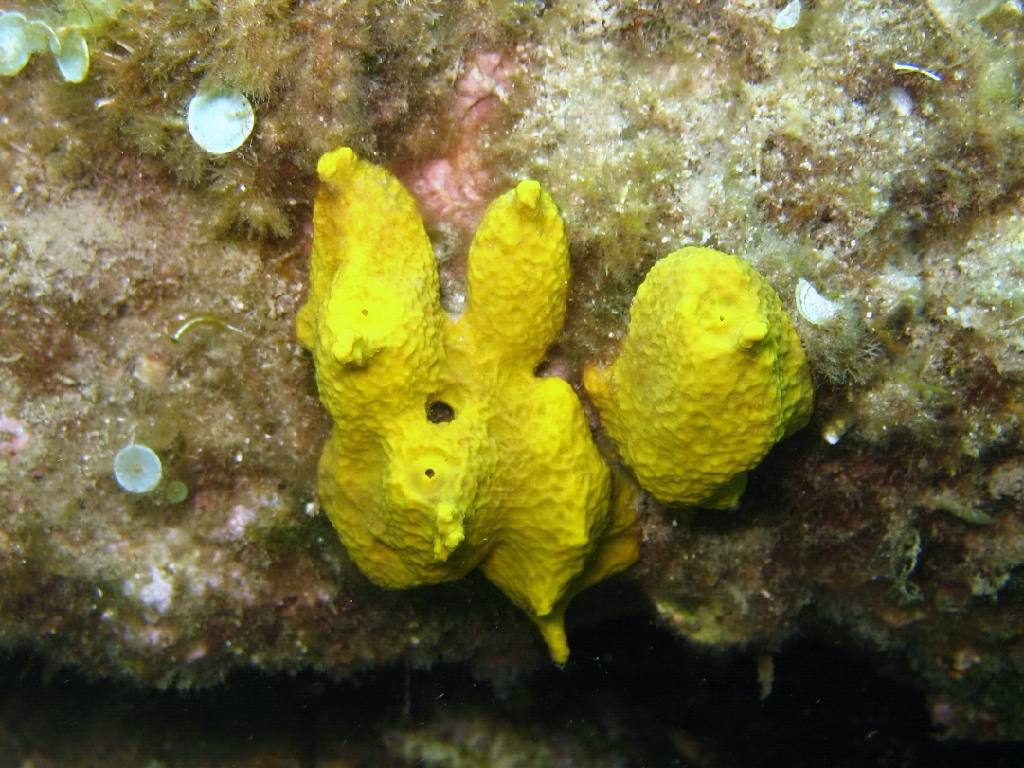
[296,148,640,663]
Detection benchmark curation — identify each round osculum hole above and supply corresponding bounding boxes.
[426,401,455,423]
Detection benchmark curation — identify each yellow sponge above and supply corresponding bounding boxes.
[297,148,638,663]
[584,247,813,509]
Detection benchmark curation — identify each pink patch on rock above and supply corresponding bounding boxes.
[0,413,28,456]
[455,50,519,134]
[212,504,258,542]
[409,154,494,233]
[403,49,524,237]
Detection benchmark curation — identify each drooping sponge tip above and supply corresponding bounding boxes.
[533,611,570,666]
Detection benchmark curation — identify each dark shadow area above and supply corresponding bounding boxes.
[1,617,1023,767]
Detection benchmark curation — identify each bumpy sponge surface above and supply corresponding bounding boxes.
[297,148,638,663]
[584,247,813,509]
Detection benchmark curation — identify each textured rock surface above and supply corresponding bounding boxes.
[3,0,1024,740]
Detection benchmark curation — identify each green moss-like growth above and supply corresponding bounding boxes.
[13,0,535,240]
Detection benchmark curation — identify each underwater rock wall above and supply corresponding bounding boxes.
[3,0,1024,740]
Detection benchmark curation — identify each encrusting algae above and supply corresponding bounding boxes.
[296,148,638,663]
[585,248,814,509]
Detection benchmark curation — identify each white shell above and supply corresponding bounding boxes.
[114,444,163,493]
[887,86,914,117]
[53,29,89,83]
[796,278,841,327]
[821,418,849,445]
[774,0,802,31]
[0,12,35,77]
[187,89,255,155]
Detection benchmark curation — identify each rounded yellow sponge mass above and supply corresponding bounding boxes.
[584,247,814,509]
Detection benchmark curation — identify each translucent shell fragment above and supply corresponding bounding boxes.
[296,148,638,663]
[0,12,90,83]
[187,89,255,154]
[584,247,814,509]
[0,13,38,77]
[113,444,163,493]
[795,278,841,327]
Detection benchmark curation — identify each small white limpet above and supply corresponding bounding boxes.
[821,417,849,445]
[187,89,255,155]
[114,443,162,493]
[796,278,842,327]
[774,0,802,31]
